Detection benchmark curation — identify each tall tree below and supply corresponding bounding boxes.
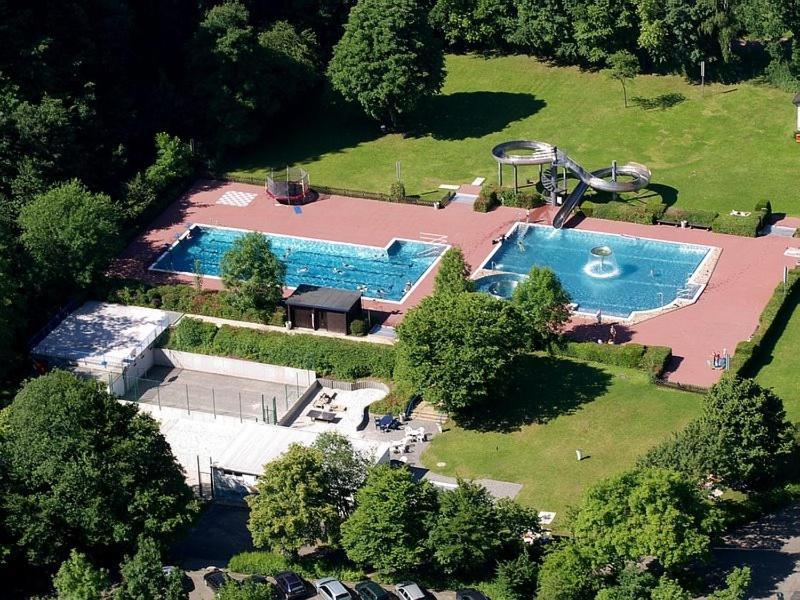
[395,292,521,417]
[311,432,370,520]
[18,180,120,288]
[427,479,502,575]
[341,465,438,574]
[2,371,196,570]
[570,468,715,570]
[328,0,446,128]
[247,444,338,555]
[53,550,109,600]
[700,377,795,488]
[511,266,571,350]
[221,232,286,320]
[536,541,599,600]
[116,537,188,600]
[433,247,474,295]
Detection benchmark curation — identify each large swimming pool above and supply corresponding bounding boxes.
[477,224,713,317]
[151,225,447,302]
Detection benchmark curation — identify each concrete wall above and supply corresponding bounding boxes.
[153,348,316,387]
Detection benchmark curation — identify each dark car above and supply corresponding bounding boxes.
[275,571,307,599]
[203,569,231,592]
[355,580,390,600]
[456,589,489,600]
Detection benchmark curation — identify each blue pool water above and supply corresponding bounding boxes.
[478,224,711,317]
[151,226,446,301]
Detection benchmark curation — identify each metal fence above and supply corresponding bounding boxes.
[122,376,302,424]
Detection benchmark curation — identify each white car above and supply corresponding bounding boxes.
[316,577,352,600]
[395,582,426,600]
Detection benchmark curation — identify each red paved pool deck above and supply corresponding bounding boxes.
[117,180,800,388]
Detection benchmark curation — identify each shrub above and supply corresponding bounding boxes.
[579,200,656,225]
[166,323,396,380]
[500,189,545,209]
[228,551,293,576]
[228,550,365,581]
[555,341,672,378]
[349,318,367,336]
[755,200,772,220]
[711,212,762,237]
[389,181,406,201]
[661,207,718,228]
[646,198,667,220]
[475,184,500,213]
[268,307,286,327]
[495,553,539,600]
[174,317,218,349]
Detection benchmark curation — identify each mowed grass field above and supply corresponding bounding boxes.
[752,296,800,422]
[229,54,800,215]
[420,356,702,526]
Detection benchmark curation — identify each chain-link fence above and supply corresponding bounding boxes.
[122,375,303,424]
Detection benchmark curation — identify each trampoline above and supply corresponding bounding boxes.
[266,167,312,205]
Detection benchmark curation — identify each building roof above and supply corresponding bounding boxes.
[32,301,178,370]
[794,92,800,106]
[285,285,362,312]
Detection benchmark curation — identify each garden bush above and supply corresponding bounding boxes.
[474,184,500,212]
[349,318,367,336]
[755,200,772,223]
[555,341,672,378]
[174,317,218,349]
[389,181,406,201]
[711,212,762,237]
[579,200,658,225]
[661,207,718,228]
[500,189,545,209]
[228,551,364,581]
[166,323,396,380]
[268,307,286,327]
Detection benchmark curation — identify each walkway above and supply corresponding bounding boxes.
[709,503,800,598]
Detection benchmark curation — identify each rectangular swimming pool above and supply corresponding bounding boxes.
[150,225,447,302]
[478,224,714,318]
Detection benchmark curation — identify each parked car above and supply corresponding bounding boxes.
[355,580,390,600]
[275,571,307,599]
[316,577,352,600]
[162,566,194,593]
[456,589,489,600]
[395,582,426,600]
[203,568,231,592]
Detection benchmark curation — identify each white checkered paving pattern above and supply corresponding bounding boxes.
[216,190,258,207]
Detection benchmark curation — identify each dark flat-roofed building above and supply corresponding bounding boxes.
[285,285,362,334]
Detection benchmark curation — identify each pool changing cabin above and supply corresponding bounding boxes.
[285,285,363,334]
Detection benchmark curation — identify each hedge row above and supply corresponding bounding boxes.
[580,199,666,225]
[581,199,771,237]
[166,318,396,380]
[555,341,672,379]
[729,267,800,376]
[102,279,284,324]
[216,173,447,208]
[661,207,718,229]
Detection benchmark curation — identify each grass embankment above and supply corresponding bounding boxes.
[228,54,799,215]
[421,355,702,525]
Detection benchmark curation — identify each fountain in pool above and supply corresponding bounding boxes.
[583,245,620,279]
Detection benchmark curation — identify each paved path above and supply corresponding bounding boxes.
[709,503,800,599]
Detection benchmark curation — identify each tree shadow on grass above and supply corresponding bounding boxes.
[741,289,800,377]
[409,91,546,141]
[632,93,686,111]
[461,354,613,433]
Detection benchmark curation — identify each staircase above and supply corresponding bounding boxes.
[410,401,448,423]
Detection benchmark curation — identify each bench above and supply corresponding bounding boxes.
[307,410,338,423]
[656,218,712,231]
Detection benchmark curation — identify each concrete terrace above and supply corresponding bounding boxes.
[117,181,800,388]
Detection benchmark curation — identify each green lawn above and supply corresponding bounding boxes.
[751,298,800,422]
[228,54,800,215]
[420,355,702,526]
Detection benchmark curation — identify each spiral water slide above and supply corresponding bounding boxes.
[491,141,651,229]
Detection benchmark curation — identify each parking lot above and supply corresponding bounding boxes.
[174,503,457,600]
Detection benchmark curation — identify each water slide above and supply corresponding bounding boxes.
[491,141,651,229]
